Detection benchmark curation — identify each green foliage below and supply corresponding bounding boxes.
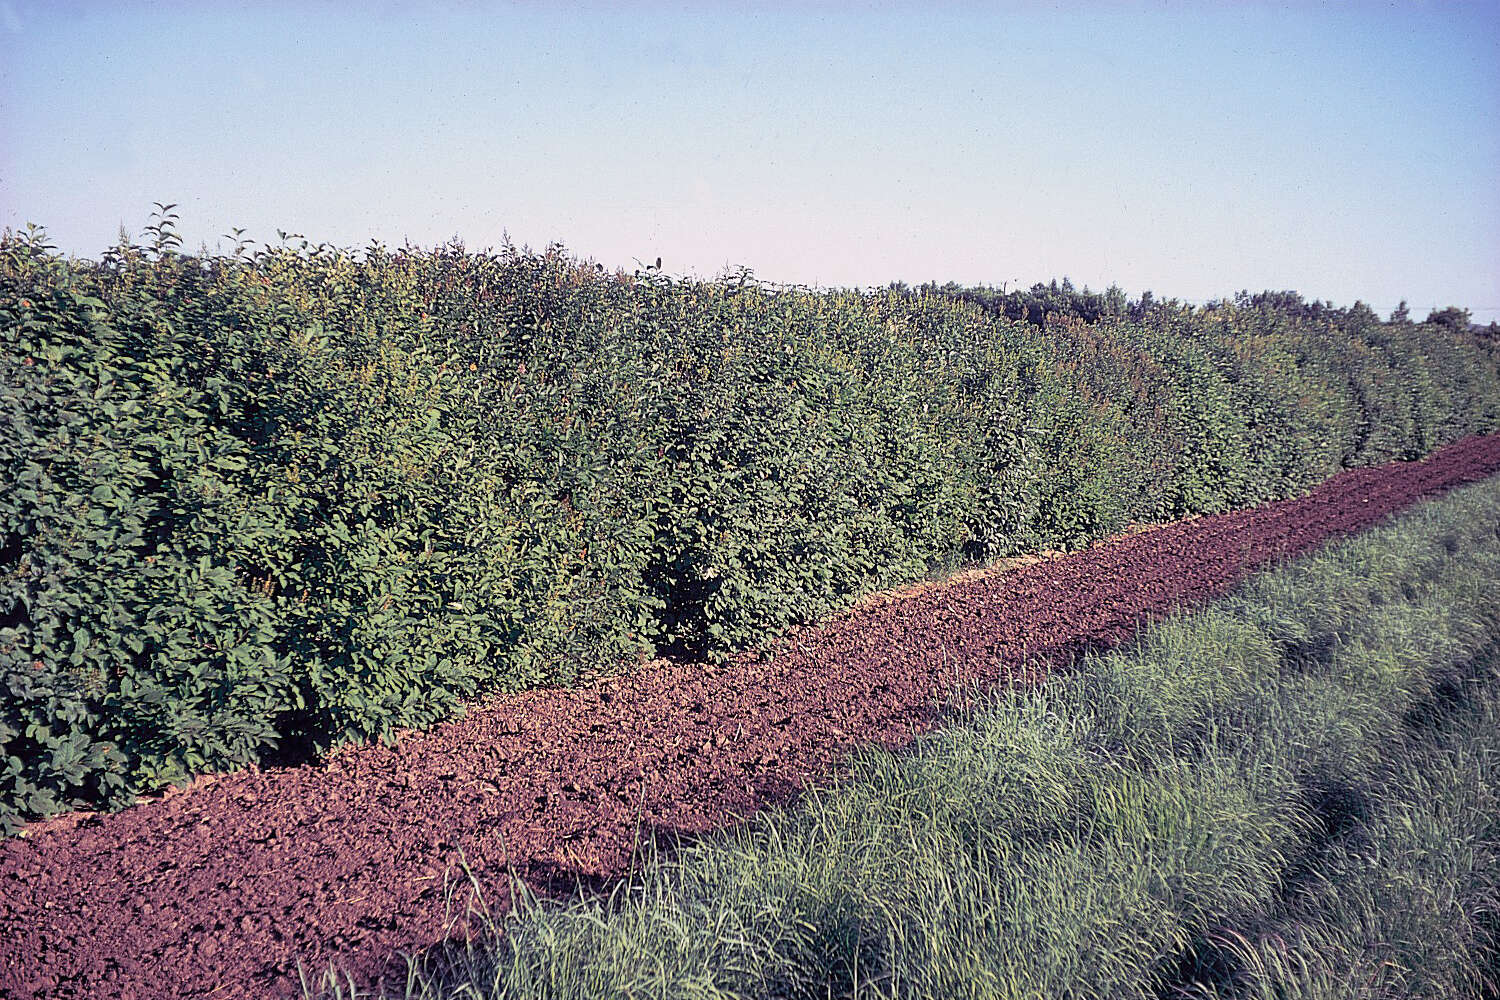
[4,219,1500,832]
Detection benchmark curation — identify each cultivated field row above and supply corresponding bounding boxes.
[4,433,1499,999]
[363,458,1500,999]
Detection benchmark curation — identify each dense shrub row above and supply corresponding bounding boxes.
[3,219,1499,831]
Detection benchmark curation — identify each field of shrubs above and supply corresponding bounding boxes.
[3,215,1500,835]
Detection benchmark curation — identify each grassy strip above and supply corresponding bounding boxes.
[1185,658,1500,999]
[311,474,1500,999]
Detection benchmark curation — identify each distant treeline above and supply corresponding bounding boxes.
[912,275,1493,337]
[3,217,1498,831]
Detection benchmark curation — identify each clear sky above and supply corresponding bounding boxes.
[2,1,1497,321]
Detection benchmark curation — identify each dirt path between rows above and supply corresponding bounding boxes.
[5,435,1500,1000]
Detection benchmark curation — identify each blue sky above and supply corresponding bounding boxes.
[2,1,1497,321]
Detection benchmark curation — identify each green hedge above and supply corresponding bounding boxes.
[3,221,1499,832]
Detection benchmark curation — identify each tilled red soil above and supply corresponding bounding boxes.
[5,435,1500,1000]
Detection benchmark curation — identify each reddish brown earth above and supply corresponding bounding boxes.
[5,434,1500,1000]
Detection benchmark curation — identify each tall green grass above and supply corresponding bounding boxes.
[310,475,1500,999]
[1191,672,1500,999]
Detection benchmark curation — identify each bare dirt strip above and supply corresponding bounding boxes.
[5,434,1500,1000]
